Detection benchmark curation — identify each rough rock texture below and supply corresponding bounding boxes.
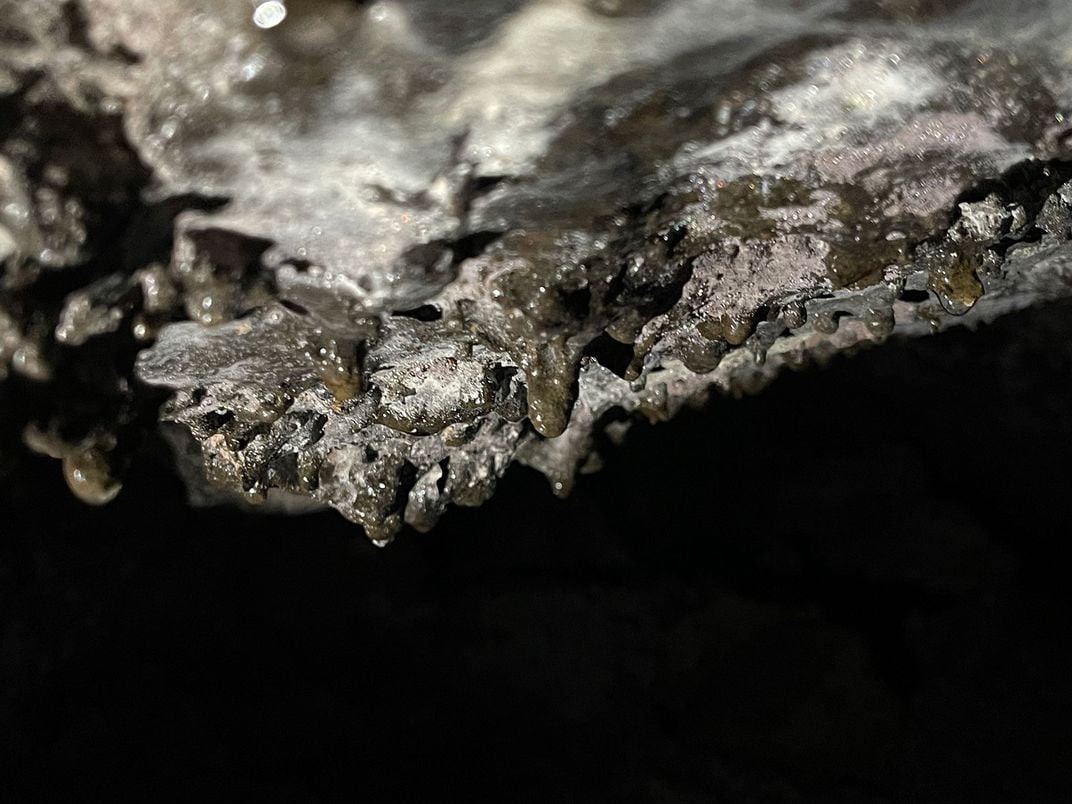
[3,0,1072,540]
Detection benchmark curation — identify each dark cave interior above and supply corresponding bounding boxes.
[3,299,1071,800]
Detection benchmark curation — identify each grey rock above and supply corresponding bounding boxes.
[3,0,1072,538]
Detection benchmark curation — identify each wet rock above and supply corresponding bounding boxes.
[3,0,1072,538]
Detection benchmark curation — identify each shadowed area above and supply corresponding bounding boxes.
[2,299,1070,800]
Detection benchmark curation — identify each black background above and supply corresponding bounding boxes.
[3,301,1071,801]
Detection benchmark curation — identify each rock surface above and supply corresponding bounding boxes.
[2,0,1072,539]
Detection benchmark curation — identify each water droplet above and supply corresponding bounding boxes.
[160,117,179,140]
[252,0,287,29]
[813,311,839,335]
[63,448,122,505]
[719,312,753,346]
[782,301,806,330]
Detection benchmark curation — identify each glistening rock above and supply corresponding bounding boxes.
[3,0,1072,541]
